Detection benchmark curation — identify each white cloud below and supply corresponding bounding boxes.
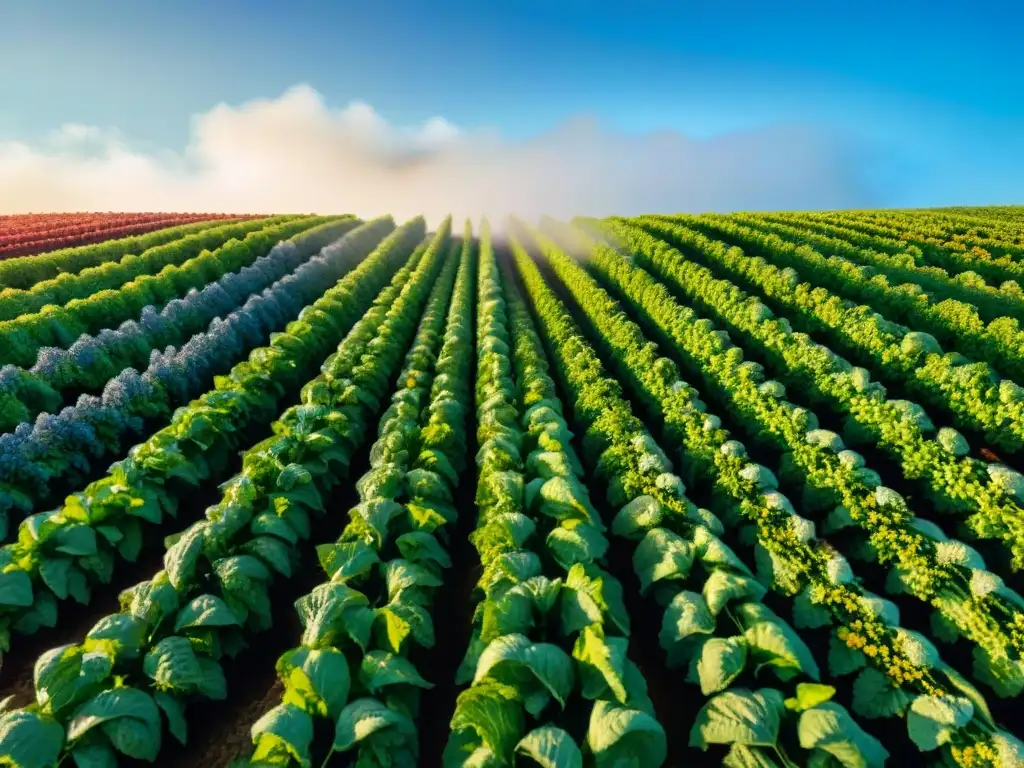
[0,84,876,225]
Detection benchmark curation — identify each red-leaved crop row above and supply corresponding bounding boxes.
[0,213,263,258]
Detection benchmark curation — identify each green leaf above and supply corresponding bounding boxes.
[516,726,583,768]
[659,590,716,665]
[377,596,435,653]
[694,527,753,575]
[39,557,73,600]
[561,563,630,636]
[851,668,910,719]
[587,700,667,768]
[143,636,204,691]
[533,476,599,526]
[723,744,781,768]
[545,521,608,569]
[277,464,313,492]
[174,594,241,632]
[66,686,161,742]
[296,582,371,650]
[474,634,574,716]
[54,526,98,557]
[359,650,433,695]
[828,635,866,677]
[352,498,404,547]
[0,710,65,768]
[906,695,974,751]
[163,524,205,590]
[242,536,293,577]
[69,742,118,768]
[384,559,443,597]
[785,683,836,712]
[396,532,452,570]
[633,528,694,595]
[690,688,785,750]
[573,624,630,704]
[196,657,228,700]
[154,691,188,745]
[742,619,820,682]
[34,645,84,714]
[936,663,994,729]
[798,702,890,767]
[317,540,380,583]
[85,614,148,659]
[251,512,299,545]
[277,646,351,720]
[612,496,664,539]
[703,570,767,616]
[332,698,415,752]
[251,702,314,768]
[445,681,525,765]
[0,570,33,607]
[480,550,543,600]
[793,588,832,629]
[694,637,749,696]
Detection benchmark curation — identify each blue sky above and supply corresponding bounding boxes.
[0,0,1021,212]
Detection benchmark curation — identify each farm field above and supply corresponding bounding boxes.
[1,209,1024,767]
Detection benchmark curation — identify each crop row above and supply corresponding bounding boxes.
[510,221,1021,765]
[632,216,1024,458]
[234,222,469,766]
[0,214,251,259]
[0,218,251,290]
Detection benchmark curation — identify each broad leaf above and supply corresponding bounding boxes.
[694,637,748,696]
[743,619,820,682]
[332,697,415,752]
[516,725,584,768]
[906,695,974,751]
[474,634,574,716]
[251,702,314,768]
[587,700,667,768]
[703,571,767,616]
[690,688,785,750]
[851,668,910,719]
[633,528,694,595]
[278,646,351,720]
[0,710,64,768]
[798,702,890,767]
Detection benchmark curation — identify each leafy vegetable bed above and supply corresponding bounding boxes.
[2,208,1024,767]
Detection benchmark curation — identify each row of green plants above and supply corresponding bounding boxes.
[233,223,472,767]
[442,223,667,766]
[507,229,895,767]
[590,220,1024,680]
[663,215,1024,444]
[631,216,1024,457]
[598,217,1024,570]
[723,213,1024,320]
[512,223,1021,766]
[755,212,1024,290]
